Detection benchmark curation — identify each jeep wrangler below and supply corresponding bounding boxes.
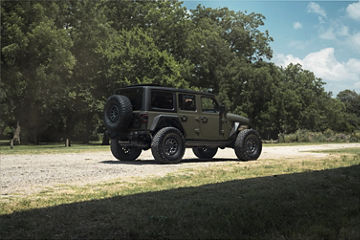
[104,85,262,163]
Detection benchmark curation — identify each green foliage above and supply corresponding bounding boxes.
[337,90,360,131]
[1,0,359,143]
[1,1,75,143]
[96,27,188,90]
[279,129,360,143]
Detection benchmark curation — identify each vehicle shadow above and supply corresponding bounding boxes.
[1,165,359,239]
[100,157,238,165]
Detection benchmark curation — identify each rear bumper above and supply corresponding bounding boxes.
[112,130,151,149]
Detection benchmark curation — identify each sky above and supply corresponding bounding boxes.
[182,0,360,95]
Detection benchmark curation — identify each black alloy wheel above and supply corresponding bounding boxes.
[109,105,120,123]
[151,127,185,164]
[110,139,142,161]
[104,95,133,131]
[234,129,262,161]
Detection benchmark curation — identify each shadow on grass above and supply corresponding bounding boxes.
[1,165,359,239]
[100,157,238,165]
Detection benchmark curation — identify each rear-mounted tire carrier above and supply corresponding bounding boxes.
[104,95,133,131]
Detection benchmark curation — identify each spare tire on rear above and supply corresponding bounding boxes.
[104,95,133,131]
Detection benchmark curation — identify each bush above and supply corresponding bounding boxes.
[278,129,360,143]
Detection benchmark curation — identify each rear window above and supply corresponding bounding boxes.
[179,94,196,111]
[151,90,174,110]
[116,88,143,110]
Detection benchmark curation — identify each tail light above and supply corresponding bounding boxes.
[139,114,148,123]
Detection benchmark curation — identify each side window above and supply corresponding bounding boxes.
[179,94,196,111]
[151,91,174,110]
[201,97,218,113]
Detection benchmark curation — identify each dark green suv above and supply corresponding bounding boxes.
[104,85,262,163]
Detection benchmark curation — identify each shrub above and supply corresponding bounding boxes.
[278,129,360,143]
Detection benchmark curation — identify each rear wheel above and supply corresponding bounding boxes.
[192,147,218,159]
[111,139,141,161]
[151,127,185,164]
[234,129,262,161]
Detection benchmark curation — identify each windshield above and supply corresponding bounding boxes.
[116,88,143,111]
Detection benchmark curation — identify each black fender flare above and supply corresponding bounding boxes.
[150,115,184,134]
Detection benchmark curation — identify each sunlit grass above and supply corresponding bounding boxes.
[1,152,359,215]
[1,153,359,239]
[263,142,331,147]
[312,147,360,154]
[1,148,359,239]
[0,143,109,155]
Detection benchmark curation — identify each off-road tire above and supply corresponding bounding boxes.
[151,127,185,164]
[234,129,262,161]
[111,139,141,161]
[104,95,132,131]
[192,147,218,159]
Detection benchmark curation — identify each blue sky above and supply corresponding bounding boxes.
[182,1,360,95]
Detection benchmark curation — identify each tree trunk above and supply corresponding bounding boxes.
[10,121,21,149]
[102,131,109,145]
[65,138,71,147]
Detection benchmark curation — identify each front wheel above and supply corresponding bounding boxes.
[111,139,142,161]
[151,127,185,164]
[234,129,262,161]
[192,147,218,159]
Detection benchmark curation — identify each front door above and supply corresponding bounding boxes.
[199,96,222,140]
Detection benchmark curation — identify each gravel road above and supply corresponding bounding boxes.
[1,143,359,195]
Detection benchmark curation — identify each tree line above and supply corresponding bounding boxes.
[1,0,359,144]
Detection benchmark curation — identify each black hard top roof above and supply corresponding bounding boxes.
[116,84,216,97]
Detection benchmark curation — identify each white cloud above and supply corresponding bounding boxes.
[349,32,360,52]
[273,54,302,67]
[274,48,360,92]
[319,27,336,40]
[307,2,327,17]
[318,23,350,42]
[293,22,302,30]
[337,25,349,37]
[347,1,360,20]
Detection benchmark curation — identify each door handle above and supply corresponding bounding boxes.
[180,115,188,122]
[200,116,208,123]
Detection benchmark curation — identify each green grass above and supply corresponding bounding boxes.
[263,142,332,147]
[0,143,109,155]
[312,147,360,154]
[1,150,360,239]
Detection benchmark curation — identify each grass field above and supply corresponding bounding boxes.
[312,147,360,154]
[0,149,359,239]
[0,143,109,155]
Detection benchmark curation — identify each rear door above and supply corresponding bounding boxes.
[177,93,201,140]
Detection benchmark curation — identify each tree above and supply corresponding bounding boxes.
[1,0,355,144]
[337,90,360,131]
[1,1,75,143]
[96,27,188,93]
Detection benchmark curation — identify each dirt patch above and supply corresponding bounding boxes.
[1,143,359,195]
